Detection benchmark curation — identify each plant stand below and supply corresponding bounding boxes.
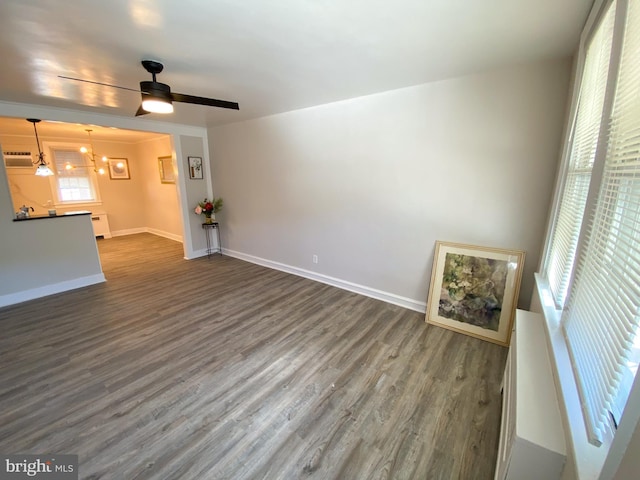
[202,222,221,258]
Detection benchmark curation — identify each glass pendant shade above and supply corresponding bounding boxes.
[35,163,54,176]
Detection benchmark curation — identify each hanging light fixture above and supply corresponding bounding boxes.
[27,118,54,177]
[80,129,108,175]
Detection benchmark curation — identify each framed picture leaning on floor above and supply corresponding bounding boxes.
[426,241,525,346]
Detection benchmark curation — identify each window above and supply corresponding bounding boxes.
[544,3,616,307]
[50,148,100,204]
[542,0,640,447]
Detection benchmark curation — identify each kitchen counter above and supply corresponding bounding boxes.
[13,211,92,222]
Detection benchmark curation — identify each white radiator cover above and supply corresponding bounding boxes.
[495,309,566,480]
[91,213,112,239]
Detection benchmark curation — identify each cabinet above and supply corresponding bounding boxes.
[495,310,566,480]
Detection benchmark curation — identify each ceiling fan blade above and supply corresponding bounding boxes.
[135,105,149,116]
[60,63,241,115]
[171,92,239,110]
[58,76,140,93]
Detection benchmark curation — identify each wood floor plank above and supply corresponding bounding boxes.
[0,233,507,479]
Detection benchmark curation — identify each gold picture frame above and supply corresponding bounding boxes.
[108,158,130,180]
[158,155,175,184]
[425,241,525,346]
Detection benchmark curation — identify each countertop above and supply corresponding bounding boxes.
[13,211,92,222]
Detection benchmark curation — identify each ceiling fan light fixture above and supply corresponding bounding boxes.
[141,96,174,114]
[59,60,239,117]
[140,79,174,114]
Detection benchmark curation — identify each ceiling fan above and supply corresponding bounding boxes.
[59,60,239,116]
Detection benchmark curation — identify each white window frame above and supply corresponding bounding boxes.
[537,0,640,477]
[541,0,621,293]
[43,141,103,208]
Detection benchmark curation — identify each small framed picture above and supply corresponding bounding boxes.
[108,158,130,180]
[188,156,203,179]
[158,155,175,184]
[425,241,525,346]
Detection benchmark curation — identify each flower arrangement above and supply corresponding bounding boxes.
[195,197,223,222]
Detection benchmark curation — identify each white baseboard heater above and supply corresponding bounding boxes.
[495,309,566,480]
[91,213,112,239]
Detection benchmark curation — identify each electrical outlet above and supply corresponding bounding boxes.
[312,255,318,264]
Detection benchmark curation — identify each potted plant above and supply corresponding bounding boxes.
[195,197,223,223]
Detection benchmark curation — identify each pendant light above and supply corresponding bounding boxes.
[80,129,108,175]
[27,118,54,176]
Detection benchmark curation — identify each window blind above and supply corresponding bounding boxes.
[563,0,640,446]
[544,3,616,307]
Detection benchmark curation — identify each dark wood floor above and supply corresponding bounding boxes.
[0,234,507,479]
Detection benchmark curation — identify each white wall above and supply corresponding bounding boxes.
[135,135,181,240]
[178,135,210,256]
[208,58,571,310]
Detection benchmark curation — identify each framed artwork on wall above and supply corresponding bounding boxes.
[158,155,175,184]
[108,158,130,180]
[188,156,203,179]
[425,241,525,346]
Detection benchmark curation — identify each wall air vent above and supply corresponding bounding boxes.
[3,151,33,168]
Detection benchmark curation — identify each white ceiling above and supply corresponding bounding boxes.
[0,0,592,128]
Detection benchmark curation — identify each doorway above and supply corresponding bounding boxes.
[0,117,184,269]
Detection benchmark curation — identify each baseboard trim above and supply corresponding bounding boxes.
[186,247,222,260]
[111,228,146,237]
[111,227,182,243]
[0,273,106,308]
[188,248,208,259]
[147,228,182,243]
[222,248,427,313]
